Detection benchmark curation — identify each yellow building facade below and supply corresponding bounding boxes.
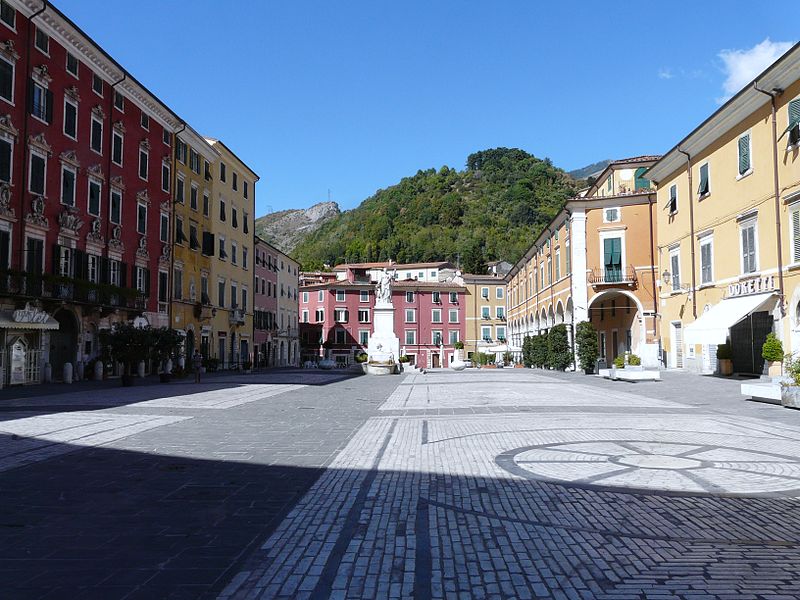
[204,139,258,368]
[169,126,218,360]
[648,43,800,374]
[462,274,507,360]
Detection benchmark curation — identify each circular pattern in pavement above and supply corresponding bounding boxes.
[495,440,800,496]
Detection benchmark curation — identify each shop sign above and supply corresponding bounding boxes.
[727,275,775,298]
[12,303,50,324]
[9,338,26,385]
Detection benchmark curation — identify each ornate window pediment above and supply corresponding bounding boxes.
[0,40,20,62]
[140,138,150,151]
[109,225,125,252]
[136,235,149,260]
[59,150,80,169]
[136,189,150,205]
[0,114,18,139]
[86,164,105,182]
[58,207,84,235]
[28,132,51,155]
[110,175,125,190]
[25,196,47,228]
[65,85,81,102]
[113,120,126,134]
[0,182,15,220]
[87,218,104,245]
[91,105,105,120]
[32,65,52,86]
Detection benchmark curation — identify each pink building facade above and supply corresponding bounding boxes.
[299,265,466,368]
[253,236,278,367]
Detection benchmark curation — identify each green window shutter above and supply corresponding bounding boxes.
[634,167,650,190]
[738,135,750,175]
[603,238,613,266]
[611,238,622,266]
[788,99,800,145]
[698,164,709,195]
[793,211,800,263]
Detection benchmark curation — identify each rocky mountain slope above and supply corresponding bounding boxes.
[254,201,340,254]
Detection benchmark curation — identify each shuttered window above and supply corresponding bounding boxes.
[741,222,757,274]
[700,240,712,284]
[29,153,45,195]
[670,252,681,291]
[87,180,101,216]
[0,138,10,182]
[668,184,677,213]
[603,237,622,282]
[0,56,12,102]
[792,210,800,263]
[738,134,751,176]
[786,99,800,147]
[698,163,710,196]
[110,189,122,224]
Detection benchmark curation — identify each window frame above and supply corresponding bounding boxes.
[669,247,681,292]
[87,178,102,217]
[137,202,147,235]
[739,218,759,275]
[0,53,14,104]
[603,207,621,223]
[111,130,123,166]
[138,146,149,180]
[0,1,16,31]
[90,116,103,154]
[28,149,46,196]
[62,96,77,140]
[405,308,416,323]
[699,234,714,285]
[34,26,49,55]
[736,131,753,179]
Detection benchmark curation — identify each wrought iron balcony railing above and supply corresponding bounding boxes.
[588,267,637,286]
[0,271,147,310]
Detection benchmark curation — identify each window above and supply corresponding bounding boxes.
[29,152,45,195]
[243,212,249,234]
[496,306,505,319]
[698,162,710,197]
[481,306,490,319]
[241,288,247,311]
[136,267,148,295]
[495,287,504,299]
[668,184,677,214]
[220,162,226,182]
[0,137,11,182]
[359,330,369,346]
[0,55,12,103]
[204,160,211,181]
[60,166,75,206]
[406,291,414,302]
[405,309,416,323]
[740,220,758,274]
[157,271,168,305]
[555,249,561,280]
[111,131,123,165]
[34,27,48,54]
[63,98,77,139]
[232,172,238,191]
[603,237,622,282]
[432,291,441,303]
[189,223,199,250]
[318,290,324,301]
[87,180,101,217]
[173,268,183,300]
[140,112,149,130]
[432,308,442,323]
[243,181,249,199]
[432,331,443,345]
[113,90,124,111]
[302,291,309,303]
[449,292,457,304]
[481,287,489,299]
[1,1,15,29]
[358,309,369,323]
[31,81,51,122]
[448,330,459,344]
[105,188,121,225]
[335,289,345,301]
[700,236,713,285]
[161,162,170,192]
[301,310,309,323]
[138,148,148,180]
[606,176,612,191]
[481,326,491,341]
[109,259,120,286]
[231,242,238,264]
[163,128,171,146]
[737,133,751,177]
[176,175,184,204]
[203,192,210,216]
[159,212,168,242]
[243,247,248,269]
[219,237,227,259]
[566,240,571,274]
[791,208,800,264]
[405,330,416,345]
[334,308,348,323]
[189,149,200,174]
[92,73,103,96]
[670,248,681,292]
[190,185,198,210]
[218,280,226,308]
[786,99,800,147]
[359,290,369,302]
[90,117,103,153]
[232,207,238,228]
[175,139,186,163]
[315,309,324,323]
[137,202,147,234]
[175,216,185,244]
[547,255,552,284]
[219,198,226,221]
[496,326,506,341]
[604,208,620,223]
[448,309,458,323]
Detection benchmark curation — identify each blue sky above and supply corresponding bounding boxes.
[60,1,797,216]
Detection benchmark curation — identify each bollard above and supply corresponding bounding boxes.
[137,360,145,378]
[94,359,104,380]
[44,363,52,383]
[63,362,73,384]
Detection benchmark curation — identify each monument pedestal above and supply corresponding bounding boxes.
[368,303,400,364]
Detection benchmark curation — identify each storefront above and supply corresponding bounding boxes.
[0,304,59,387]
[683,277,777,375]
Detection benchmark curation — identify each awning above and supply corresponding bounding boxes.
[684,293,774,345]
[484,344,523,353]
[0,311,59,331]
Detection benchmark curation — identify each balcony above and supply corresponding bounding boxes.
[588,266,637,287]
[0,271,146,311]
[229,308,246,325]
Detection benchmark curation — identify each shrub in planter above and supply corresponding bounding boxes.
[575,321,598,373]
[628,353,641,366]
[522,336,534,367]
[398,355,410,363]
[613,355,625,369]
[531,334,548,368]
[454,341,464,350]
[716,344,732,360]
[354,352,369,364]
[502,351,513,366]
[99,323,154,385]
[547,324,573,371]
[781,354,800,408]
[203,357,220,372]
[762,333,784,375]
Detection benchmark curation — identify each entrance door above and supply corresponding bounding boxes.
[432,353,440,368]
[218,337,226,368]
[730,312,773,374]
[672,322,683,368]
[603,237,622,282]
[50,309,78,380]
[186,331,195,363]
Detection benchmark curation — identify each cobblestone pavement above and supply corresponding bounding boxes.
[223,370,800,600]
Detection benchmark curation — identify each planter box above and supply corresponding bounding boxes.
[781,385,800,409]
[718,359,733,376]
[767,361,783,378]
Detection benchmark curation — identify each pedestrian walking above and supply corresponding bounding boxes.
[192,350,203,383]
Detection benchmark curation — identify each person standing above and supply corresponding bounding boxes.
[192,350,203,383]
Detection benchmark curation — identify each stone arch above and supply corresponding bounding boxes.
[555,301,565,325]
[50,308,80,379]
[547,305,555,328]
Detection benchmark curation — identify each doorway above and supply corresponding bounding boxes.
[50,309,78,380]
[671,322,683,368]
[432,353,440,368]
[730,312,773,374]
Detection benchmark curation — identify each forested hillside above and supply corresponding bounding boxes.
[292,148,576,272]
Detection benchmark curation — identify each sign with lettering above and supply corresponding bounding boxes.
[12,303,50,324]
[726,275,775,298]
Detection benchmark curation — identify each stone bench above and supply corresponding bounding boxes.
[598,368,661,382]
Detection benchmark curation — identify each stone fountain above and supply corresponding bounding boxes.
[366,268,400,375]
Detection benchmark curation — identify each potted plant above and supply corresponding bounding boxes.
[547,324,573,371]
[398,355,410,364]
[203,357,220,372]
[575,321,598,374]
[152,327,183,382]
[781,354,800,409]
[716,343,733,376]
[503,351,513,366]
[99,323,153,386]
[761,333,783,377]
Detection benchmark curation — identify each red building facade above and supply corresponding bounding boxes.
[299,265,467,368]
[0,1,179,383]
[253,236,279,367]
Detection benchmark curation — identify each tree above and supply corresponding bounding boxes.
[152,327,183,372]
[462,238,486,275]
[99,323,154,382]
[522,335,534,367]
[575,321,598,373]
[531,334,548,368]
[547,324,573,371]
